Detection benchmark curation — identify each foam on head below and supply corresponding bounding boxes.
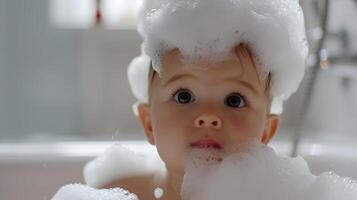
[128,0,308,115]
[144,45,272,106]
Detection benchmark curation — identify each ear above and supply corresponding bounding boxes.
[261,114,280,144]
[138,103,155,145]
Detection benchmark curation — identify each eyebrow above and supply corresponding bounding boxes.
[163,73,259,95]
[224,77,259,96]
[163,73,197,87]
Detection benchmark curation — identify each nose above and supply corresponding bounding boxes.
[194,114,222,129]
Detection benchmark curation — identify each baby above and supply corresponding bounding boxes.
[52,1,357,199]
[100,0,308,199]
[104,44,280,200]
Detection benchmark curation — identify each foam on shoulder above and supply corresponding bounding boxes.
[83,143,164,188]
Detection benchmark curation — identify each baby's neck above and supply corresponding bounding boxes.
[155,168,184,200]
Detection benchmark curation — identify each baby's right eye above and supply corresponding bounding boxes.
[173,88,195,104]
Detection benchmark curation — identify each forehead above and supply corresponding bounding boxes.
[159,46,266,89]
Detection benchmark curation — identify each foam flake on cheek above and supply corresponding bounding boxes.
[154,187,164,199]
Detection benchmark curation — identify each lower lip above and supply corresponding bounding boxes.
[190,143,222,150]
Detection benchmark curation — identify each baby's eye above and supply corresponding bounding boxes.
[224,93,246,108]
[173,89,195,104]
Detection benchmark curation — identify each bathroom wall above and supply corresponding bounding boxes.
[79,29,143,139]
[0,0,82,141]
[0,0,10,137]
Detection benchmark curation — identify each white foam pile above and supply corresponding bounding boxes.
[53,142,357,200]
[128,0,309,114]
[181,142,357,200]
[83,143,165,188]
[52,184,138,200]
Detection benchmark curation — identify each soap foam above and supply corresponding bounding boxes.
[52,184,138,200]
[58,142,357,200]
[181,142,357,200]
[83,143,164,188]
[128,0,308,111]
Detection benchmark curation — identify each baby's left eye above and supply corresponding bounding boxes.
[224,93,246,108]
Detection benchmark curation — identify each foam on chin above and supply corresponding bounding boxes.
[181,147,225,200]
[181,141,357,200]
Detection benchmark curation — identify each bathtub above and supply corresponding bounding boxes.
[0,140,356,200]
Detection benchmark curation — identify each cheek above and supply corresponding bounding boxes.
[152,102,194,128]
[227,111,266,139]
[152,104,184,130]
[150,102,192,148]
[150,103,189,169]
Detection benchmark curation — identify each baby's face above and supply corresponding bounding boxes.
[140,46,278,173]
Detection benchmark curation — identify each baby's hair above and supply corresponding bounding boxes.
[147,44,273,113]
[147,61,156,104]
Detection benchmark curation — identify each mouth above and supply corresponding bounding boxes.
[190,138,223,150]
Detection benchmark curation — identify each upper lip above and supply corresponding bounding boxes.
[190,138,223,149]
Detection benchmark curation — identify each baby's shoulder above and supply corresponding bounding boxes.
[102,173,157,199]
